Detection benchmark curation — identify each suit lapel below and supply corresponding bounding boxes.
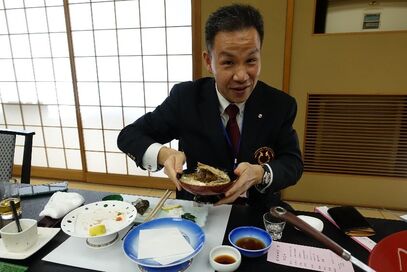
[197,80,231,161]
[239,86,267,162]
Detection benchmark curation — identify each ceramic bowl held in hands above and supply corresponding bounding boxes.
[228,226,272,258]
[178,162,233,196]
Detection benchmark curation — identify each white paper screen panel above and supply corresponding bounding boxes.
[0,0,192,176]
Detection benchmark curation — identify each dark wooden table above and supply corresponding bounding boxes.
[2,189,406,271]
[223,204,407,272]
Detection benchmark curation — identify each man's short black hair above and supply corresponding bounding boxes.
[205,4,264,52]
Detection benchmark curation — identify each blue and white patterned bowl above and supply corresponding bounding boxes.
[228,226,272,258]
[123,217,205,271]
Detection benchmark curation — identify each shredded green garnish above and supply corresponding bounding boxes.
[181,212,196,222]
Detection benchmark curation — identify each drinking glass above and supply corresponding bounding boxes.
[0,180,21,220]
[263,212,286,240]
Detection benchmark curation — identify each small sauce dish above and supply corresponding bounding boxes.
[209,245,241,272]
[297,215,324,232]
[228,226,272,257]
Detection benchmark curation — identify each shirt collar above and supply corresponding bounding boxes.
[215,82,245,115]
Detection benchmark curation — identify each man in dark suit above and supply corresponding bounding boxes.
[118,4,303,210]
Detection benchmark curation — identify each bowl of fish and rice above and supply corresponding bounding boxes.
[178,162,233,196]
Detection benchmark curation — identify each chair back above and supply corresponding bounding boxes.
[0,129,35,184]
[0,133,16,181]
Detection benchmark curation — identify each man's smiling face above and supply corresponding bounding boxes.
[204,27,261,103]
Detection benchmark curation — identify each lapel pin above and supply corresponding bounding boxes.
[258,114,263,118]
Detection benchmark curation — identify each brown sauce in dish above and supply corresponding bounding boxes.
[236,237,265,250]
[214,254,236,264]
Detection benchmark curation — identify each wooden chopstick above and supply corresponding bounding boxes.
[121,190,172,241]
[144,189,172,222]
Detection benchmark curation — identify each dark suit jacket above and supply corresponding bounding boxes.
[118,77,303,209]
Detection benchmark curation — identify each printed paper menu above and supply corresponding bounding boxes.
[268,241,355,272]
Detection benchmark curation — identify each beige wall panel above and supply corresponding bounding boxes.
[200,0,287,89]
[284,0,407,209]
[283,172,407,210]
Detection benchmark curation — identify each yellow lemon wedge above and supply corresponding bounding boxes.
[161,204,182,211]
[88,224,106,236]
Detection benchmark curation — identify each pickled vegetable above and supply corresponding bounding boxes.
[133,198,150,215]
[89,224,106,236]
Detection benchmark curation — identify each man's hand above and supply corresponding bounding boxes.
[158,147,186,191]
[215,162,264,205]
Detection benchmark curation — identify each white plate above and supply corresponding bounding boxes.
[0,227,60,260]
[125,196,209,227]
[297,215,324,232]
[61,200,137,238]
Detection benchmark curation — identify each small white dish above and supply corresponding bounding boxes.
[297,215,324,232]
[209,245,241,272]
[0,227,60,260]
